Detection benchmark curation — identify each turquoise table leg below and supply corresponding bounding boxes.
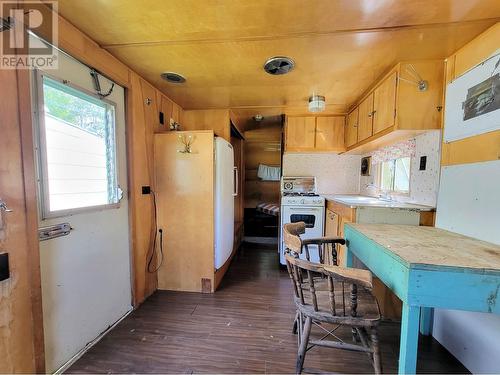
[419,307,434,336]
[345,244,353,268]
[399,303,420,374]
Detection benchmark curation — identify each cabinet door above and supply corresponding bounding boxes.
[345,107,359,147]
[373,71,397,134]
[325,209,339,265]
[325,209,339,236]
[285,116,316,151]
[315,116,345,151]
[357,93,374,142]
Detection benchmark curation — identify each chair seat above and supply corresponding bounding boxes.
[295,283,381,327]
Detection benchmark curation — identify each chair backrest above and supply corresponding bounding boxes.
[283,222,305,255]
[283,222,342,265]
[285,253,373,318]
[283,225,373,318]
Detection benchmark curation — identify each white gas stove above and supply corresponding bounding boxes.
[279,177,325,265]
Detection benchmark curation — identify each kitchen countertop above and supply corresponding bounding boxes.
[322,194,435,211]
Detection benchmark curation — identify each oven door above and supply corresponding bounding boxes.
[280,205,325,264]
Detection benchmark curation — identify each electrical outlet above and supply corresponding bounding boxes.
[0,253,9,282]
[142,186,151,195]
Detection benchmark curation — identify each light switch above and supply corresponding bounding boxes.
[0,253,9,282]
[419,156,427,171]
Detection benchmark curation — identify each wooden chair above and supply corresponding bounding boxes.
[284,222,346,335]
[283,223,382,374]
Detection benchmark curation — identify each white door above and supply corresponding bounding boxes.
[214,137,234,269]
[33,44,132,371]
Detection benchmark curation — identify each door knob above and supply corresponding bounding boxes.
[0,200,12,213]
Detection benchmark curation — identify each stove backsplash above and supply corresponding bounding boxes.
[282,153,361,195]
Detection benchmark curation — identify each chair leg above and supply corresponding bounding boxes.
[371,326,382,374]
[296,316,312,374]
[296,312,302,347]
[352,327,360,343]
[292,311,299,334]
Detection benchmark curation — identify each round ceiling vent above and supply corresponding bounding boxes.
[263,56,295,75]
[161,72,186,83]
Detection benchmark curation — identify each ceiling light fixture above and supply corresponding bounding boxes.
[308,95,326,113]
[253,114,264,122]
[161,72,186,84]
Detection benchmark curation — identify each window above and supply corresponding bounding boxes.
[379,157,411,193]
[36,73,119,218]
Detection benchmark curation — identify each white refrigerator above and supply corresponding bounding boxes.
[214,137,235,270]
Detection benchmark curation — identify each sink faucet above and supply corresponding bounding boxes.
[365,183,392,201]
[378,192,393,201]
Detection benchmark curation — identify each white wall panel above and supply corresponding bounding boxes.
[434,159,500,374]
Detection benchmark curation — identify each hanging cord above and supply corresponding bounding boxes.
[147,191,164,273]
[90,68,115,99]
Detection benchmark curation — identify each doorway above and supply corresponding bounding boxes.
[32,44,132,372]
[243,121,283,244]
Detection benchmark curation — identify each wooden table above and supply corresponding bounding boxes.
[344,223,500,374]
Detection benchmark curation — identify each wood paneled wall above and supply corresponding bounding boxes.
[244,125,282,208]
[181,109,231,141]
[0,68,43,374]
[442,22,500,166]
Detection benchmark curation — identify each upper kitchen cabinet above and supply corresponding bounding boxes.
[357,93,374,142]
[373,71,397,134]
[286,116,316,150]
[346,60,444,153]
[345,107,359,148]
[315,116,345,151]
[285,115,345,152]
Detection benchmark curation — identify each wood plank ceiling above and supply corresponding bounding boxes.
[56,0,500,122]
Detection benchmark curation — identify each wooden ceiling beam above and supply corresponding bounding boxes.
[101,18,500,49]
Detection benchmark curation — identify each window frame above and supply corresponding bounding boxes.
[377,156,411,196]
[34,70,121,220]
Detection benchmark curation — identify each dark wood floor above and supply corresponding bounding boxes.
[68,243,468,374]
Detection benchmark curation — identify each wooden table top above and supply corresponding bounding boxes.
[346,224,500,271]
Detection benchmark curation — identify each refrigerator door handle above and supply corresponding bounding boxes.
[233,167,238,197]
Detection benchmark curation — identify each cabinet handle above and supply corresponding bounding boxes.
[368,110,377,118]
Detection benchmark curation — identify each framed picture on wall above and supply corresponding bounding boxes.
[444,52,500,142]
